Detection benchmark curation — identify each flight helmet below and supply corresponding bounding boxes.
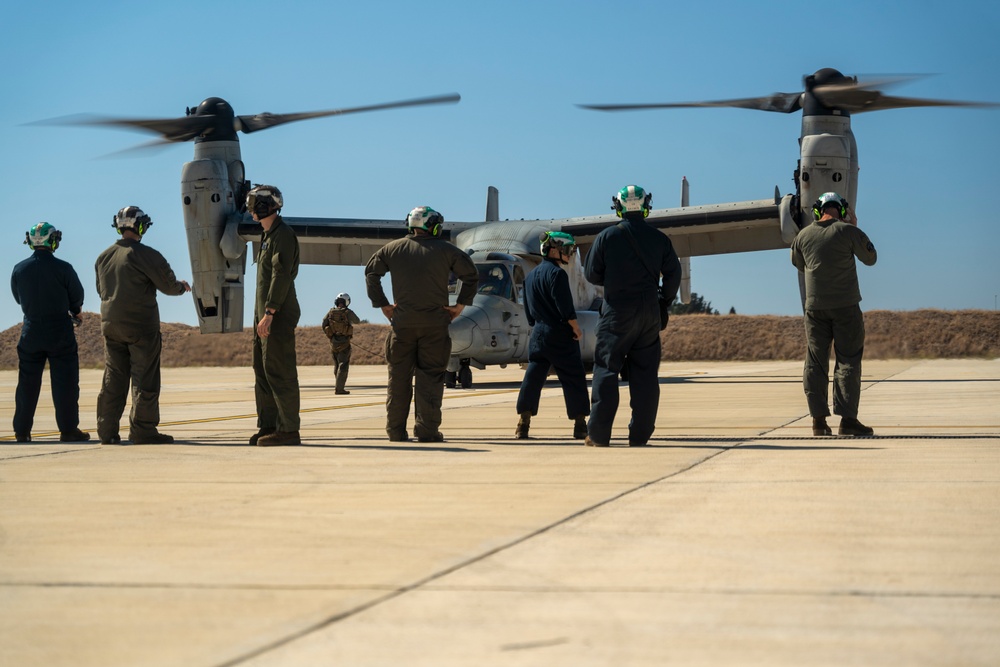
[246,185,283,220]
[24,222,62,251]
[812,192,849,220]
[612,185,652,218]
[113,206,152,236]
[406,206,443,236]
[336,292,351,307]
[540,230,576,256]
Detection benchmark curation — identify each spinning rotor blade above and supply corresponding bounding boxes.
[236,93,461,134]
[30,113,216,143]
[580,69,997,117]
[578,92,803,114]
[814,90,999,113]
[36,93,461,148]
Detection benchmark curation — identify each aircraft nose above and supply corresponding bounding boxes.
[449,306,483,354]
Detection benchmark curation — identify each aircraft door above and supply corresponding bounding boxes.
[509,264,528,360]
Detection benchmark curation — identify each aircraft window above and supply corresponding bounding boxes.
[512,265,525,304]
[477,263,513,300]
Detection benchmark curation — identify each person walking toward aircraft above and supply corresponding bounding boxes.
[790,192,877,436]
[365,206,478,442]
[584,185,681,447]
[95,207,191,445]
[11,223,89,443]
[247,185,302,447]
[322,292,361,394]
[515,231,589,440]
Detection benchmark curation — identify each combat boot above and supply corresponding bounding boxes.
[515,412,531,439]
[572,415,588,440]
[130,431,175,444]
[584,436,608,447]
[839,418,874,437]
[15,432,31,443]
[812,417,833,436]
[249,428,276,446]
[257,431,302,447]
[60,429,91,443]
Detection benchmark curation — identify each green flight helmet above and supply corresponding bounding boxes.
[612,184,653,218]
[24,222,62,251]
[812,192,849,220]
[406,206,444,236]
[540,230,576,255]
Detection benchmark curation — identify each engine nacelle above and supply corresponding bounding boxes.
[181,156,246,333]
[798,115,859,221]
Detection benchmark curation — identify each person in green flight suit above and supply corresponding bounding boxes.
[790,192,878,437]
[95,206,191,445]
[247,185,302,447]
[364,206,478,442]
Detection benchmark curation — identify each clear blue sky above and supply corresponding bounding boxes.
[3,0,999,331]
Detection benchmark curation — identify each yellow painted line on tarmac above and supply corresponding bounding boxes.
[0,388,521,440]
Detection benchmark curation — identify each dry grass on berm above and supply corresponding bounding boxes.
[0,310,997,370]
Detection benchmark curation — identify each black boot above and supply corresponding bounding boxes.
[812,417,832,436]
[573,415,588,440]
[839,418,874,436]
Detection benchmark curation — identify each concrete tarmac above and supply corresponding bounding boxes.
[1,359,998,666]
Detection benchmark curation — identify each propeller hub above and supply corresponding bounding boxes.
[192,98,239,143]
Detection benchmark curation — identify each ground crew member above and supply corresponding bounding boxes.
[11,223,89,443]
[322,292,361,394]
[584,185,681,447]
[95,207,191,445]
[247,185,302,447]
[515,231,589,440]
[791,192,878,436]
[364,206,478,442]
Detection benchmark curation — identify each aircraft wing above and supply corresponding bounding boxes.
[556,198,788,257]
[233,196,790,267]
[236,216,480,266]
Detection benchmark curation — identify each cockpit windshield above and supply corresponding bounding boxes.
[476,263,513,300]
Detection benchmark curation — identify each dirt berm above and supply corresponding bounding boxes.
[1,310,997,370]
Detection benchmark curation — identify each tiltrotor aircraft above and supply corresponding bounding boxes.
[62,69,993,388]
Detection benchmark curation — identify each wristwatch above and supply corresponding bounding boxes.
[265,309,276,316]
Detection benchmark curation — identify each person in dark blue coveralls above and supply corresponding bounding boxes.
[10,223,90,443]
[515,231,590,440]
[584,185,681,447]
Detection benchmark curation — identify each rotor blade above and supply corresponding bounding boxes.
[236,93,461,134]
[818,90,1000,113]
[98,137,184,158]
[32,113,216,143]
[842,73,932,92]
[577,92,803,114]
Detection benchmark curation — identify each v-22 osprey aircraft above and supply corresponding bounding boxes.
[65,68,994,387]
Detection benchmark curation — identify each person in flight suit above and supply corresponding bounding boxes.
[246,185,302,447]
[322,292,362,394]
[11,223,89,443]
[791,192,878,436]
[95,207,191,445]
[515,231,590,440]
[364,206,478,442]
[584,185,681,447]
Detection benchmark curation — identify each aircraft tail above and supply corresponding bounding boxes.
[485,186,499,222]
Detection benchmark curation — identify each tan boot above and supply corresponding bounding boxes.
[515,412,531,439]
